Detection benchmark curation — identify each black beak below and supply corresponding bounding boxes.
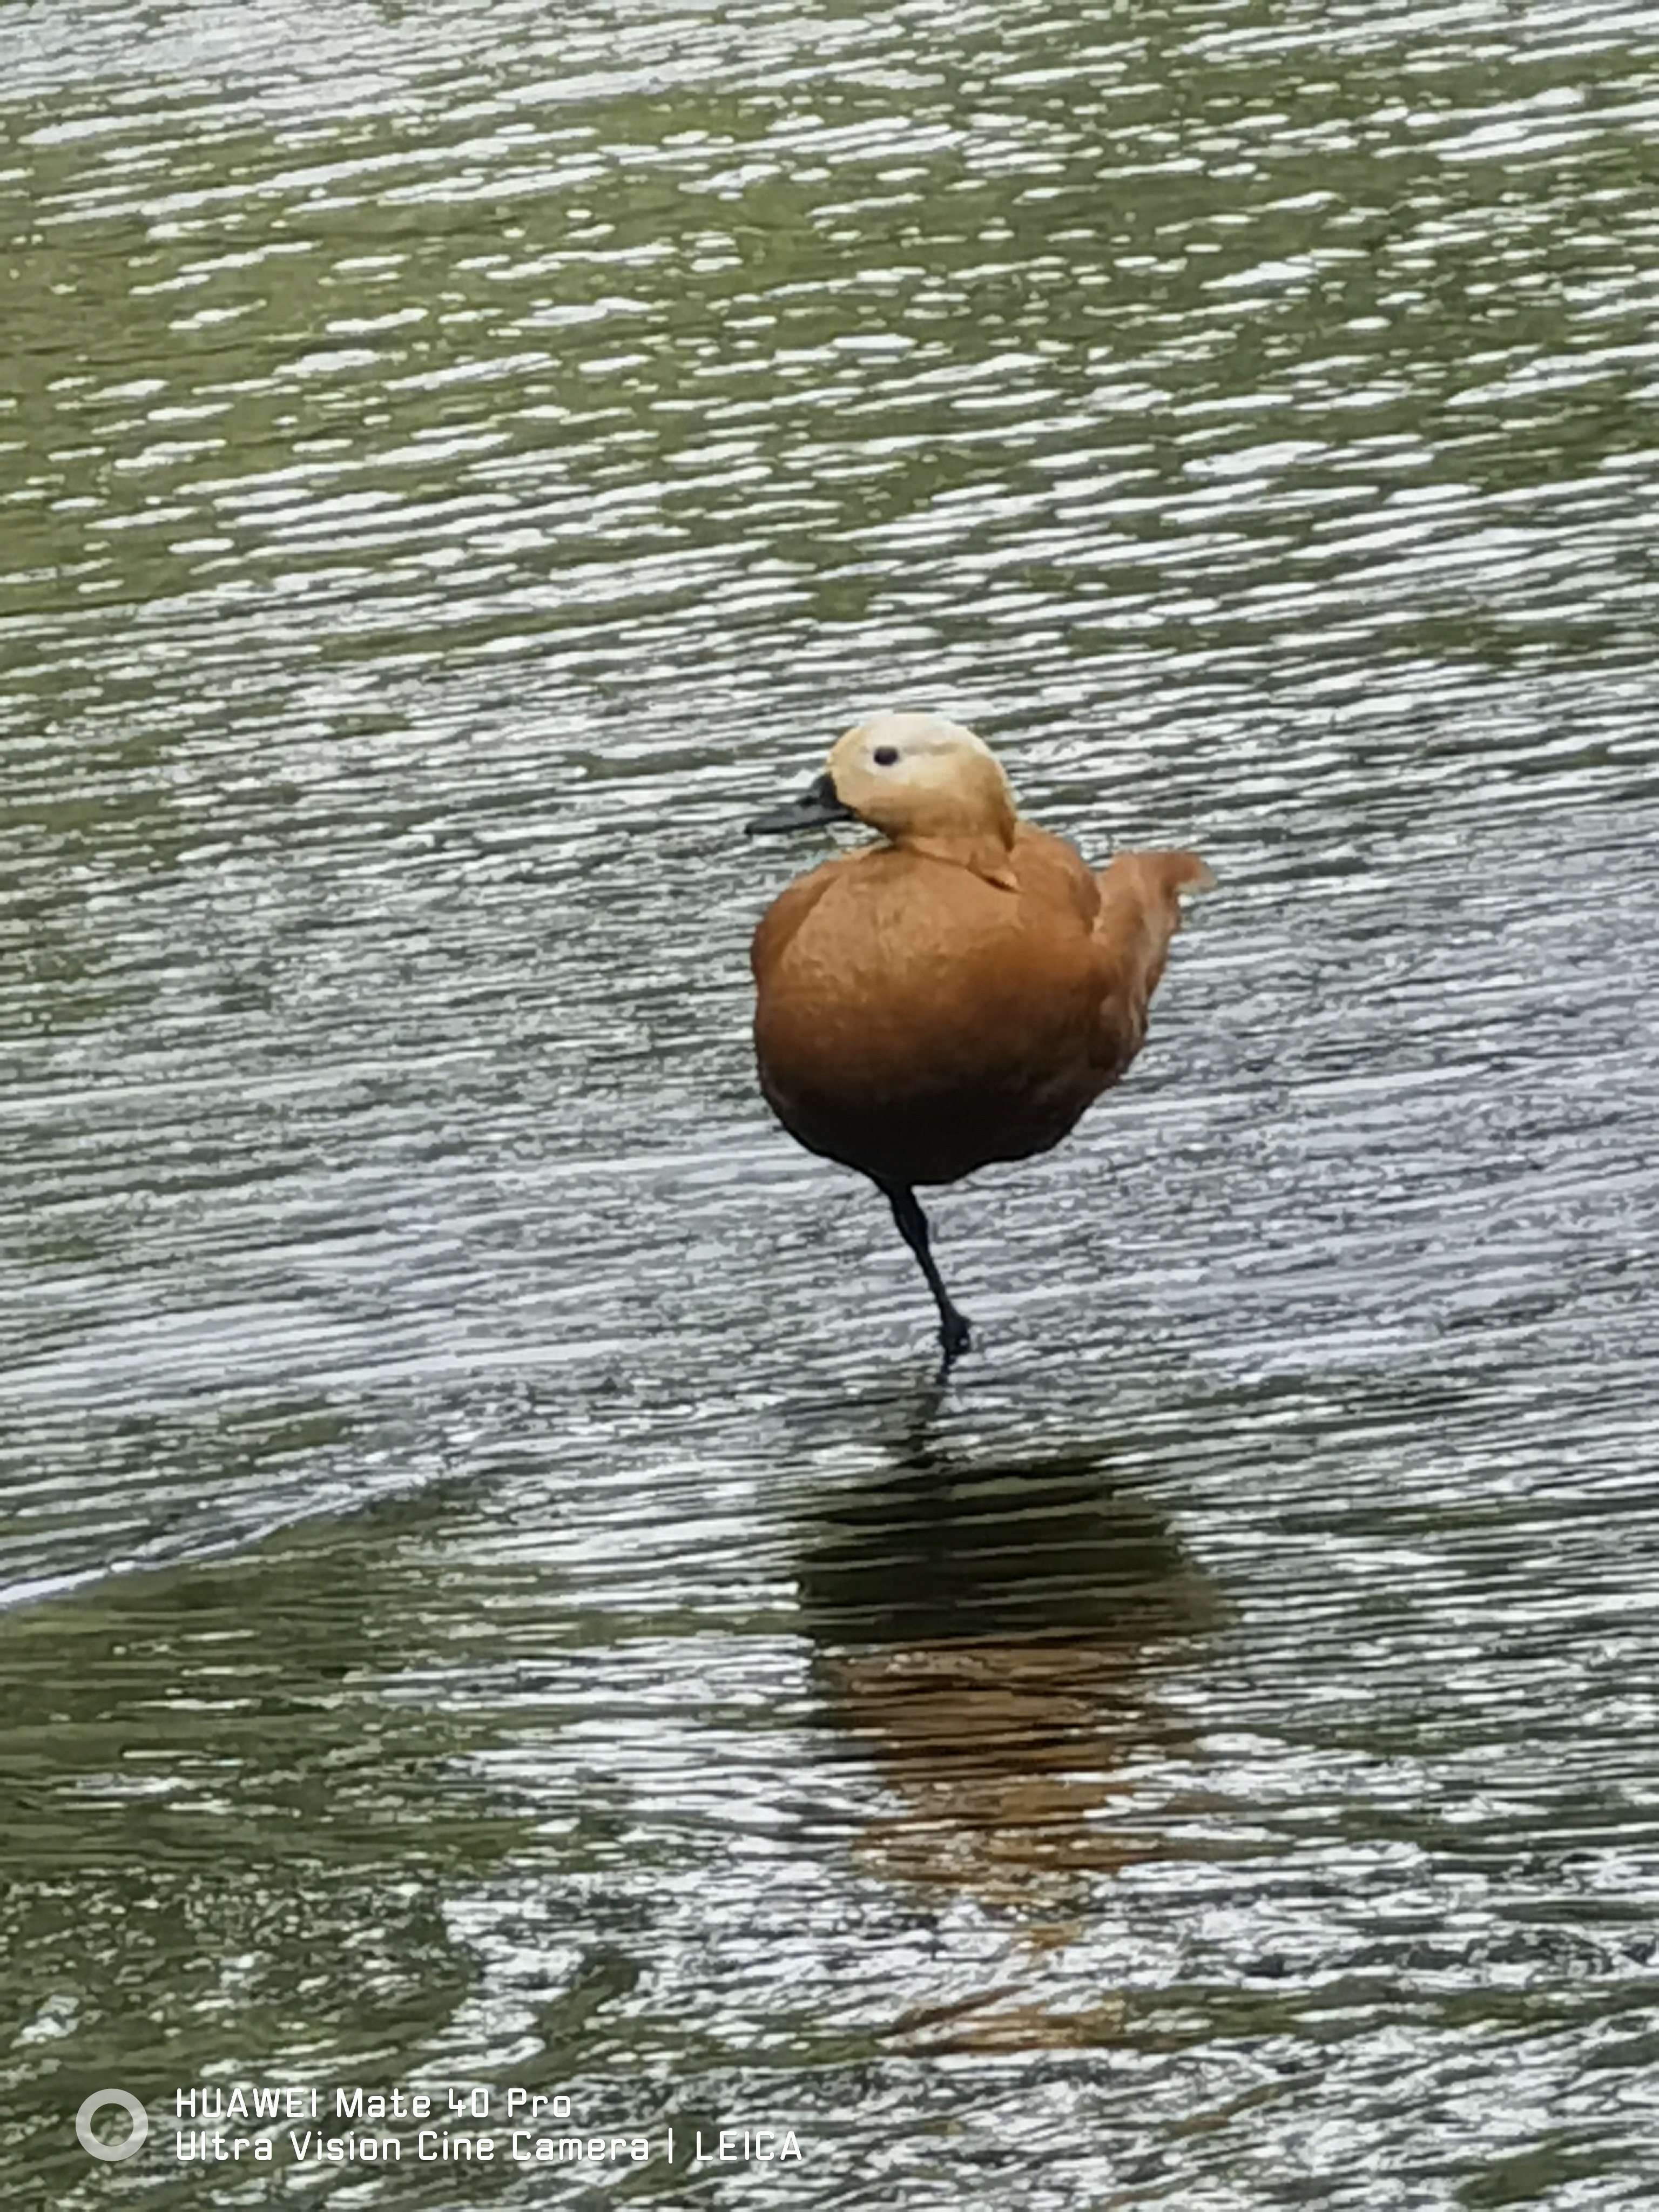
[746,771,857,835]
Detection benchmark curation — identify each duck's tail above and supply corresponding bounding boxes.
[1090,849,1213,1077]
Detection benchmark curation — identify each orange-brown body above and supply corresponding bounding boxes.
[754,829,1208,1189]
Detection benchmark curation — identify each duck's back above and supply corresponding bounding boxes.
[752,826,1110,1186]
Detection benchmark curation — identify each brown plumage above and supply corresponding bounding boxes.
[748,712,1212,1362]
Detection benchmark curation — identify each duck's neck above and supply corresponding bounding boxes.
[900,825,1019,891]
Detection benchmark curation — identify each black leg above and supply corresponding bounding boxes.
[879,1182,973,1366]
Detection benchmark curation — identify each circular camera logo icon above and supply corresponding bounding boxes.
[76,2088,149,2162]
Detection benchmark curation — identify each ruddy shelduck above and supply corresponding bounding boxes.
[748,712,1212,1363]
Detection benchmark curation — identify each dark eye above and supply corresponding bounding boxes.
[873,745,899,767]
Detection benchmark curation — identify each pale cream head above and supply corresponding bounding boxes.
[825,713,1019,880]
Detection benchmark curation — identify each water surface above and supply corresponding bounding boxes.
[4,1,1659,2205]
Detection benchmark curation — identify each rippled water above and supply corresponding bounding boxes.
[5,1,1659,2204]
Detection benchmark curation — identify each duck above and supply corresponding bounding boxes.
[747,712,1212,1364]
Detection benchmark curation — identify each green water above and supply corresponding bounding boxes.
[5,2,1659,2206]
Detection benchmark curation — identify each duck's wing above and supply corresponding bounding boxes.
[1009,823,1103,925]
[1089,850,1213,1075]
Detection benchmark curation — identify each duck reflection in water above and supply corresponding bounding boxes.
[750,713,1212,1364]
[795,1425,1224,2052]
